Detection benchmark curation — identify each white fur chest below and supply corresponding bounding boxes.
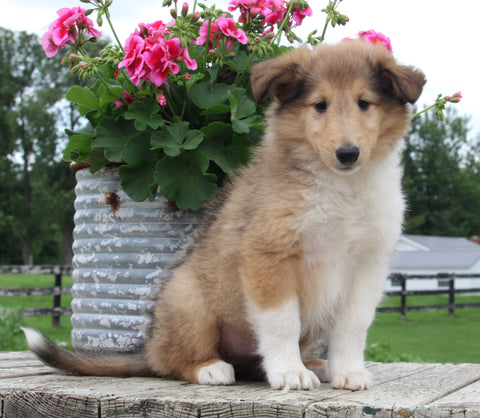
[297,157,404,264]
[295,157,405,337]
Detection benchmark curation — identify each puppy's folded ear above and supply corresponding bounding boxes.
[250,47,311,104]
[379,62,426,104]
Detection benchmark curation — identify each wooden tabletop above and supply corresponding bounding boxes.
[1,351,479,417]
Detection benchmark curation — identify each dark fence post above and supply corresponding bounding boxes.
[400,275,407,322]
[52,271,62,328]
[448,276,455,317]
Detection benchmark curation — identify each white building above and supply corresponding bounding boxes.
[387,235,480,291]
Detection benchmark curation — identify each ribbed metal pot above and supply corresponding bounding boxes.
[71,165,203,353]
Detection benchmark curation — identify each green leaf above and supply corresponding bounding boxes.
[225,51,251,73]
[122,133,155,167]
[94,118,137,162]
[97,84,123,110]
[229,88,256,120]
[189,82,232,109]
[124,97,165,131]
[66,86,101,115]
[184,129,205,150]
[119,162,157,202]
[200,104,231,116]
[198,122,251,173]
[118,133,160,201]
[151,122,204,157]
[232,115,265,134]
[153,152,217,210]
[237,96,257,120]
[62,132,94,162]
[88,148,109,173]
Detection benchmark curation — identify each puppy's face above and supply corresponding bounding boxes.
[251,41,426,174]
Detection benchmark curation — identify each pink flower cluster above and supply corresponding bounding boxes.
[445,92,462,103]
[42,7,102,58]
[358,30,393,53]
[342,30,393,53]
[194,14,248,51]
[228,0,312,28]
[118,21,197,88]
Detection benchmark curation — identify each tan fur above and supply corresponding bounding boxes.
[25,40,425,390]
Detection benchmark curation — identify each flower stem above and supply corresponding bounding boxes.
[202,18,213,73]
[161,85,180,118]
[272,0,296,45]
[412,104,436,119]
[104,8,125,53]
[319,0,341,42]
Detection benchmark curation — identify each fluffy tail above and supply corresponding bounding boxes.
[22,328,154,377]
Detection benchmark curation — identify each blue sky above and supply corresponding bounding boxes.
[1,0,478,135]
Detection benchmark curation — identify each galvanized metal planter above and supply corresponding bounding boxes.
[71,165,203,353]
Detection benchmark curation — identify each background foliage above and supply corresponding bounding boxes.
[0,27,479,264]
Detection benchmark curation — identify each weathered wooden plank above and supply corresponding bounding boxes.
[427,378,480,409]
[100,396,200,418]
[306,403,467,417]
[0,287,71,297]
[0,352,34,362]
[3,391,99,418]
[0,265,72,275]
[0,367,54,379]
[1,352,479,418]
[305,363,480,417]
[22,307,72,317]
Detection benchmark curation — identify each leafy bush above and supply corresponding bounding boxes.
[0,306,27,350]
[365,342,426,363]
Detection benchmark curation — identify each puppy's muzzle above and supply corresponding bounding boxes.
[336,144,360,167]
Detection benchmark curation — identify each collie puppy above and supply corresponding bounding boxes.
[24,40,425,391]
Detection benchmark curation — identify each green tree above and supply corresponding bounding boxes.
[403,108,480,237]
[0,28,80,264]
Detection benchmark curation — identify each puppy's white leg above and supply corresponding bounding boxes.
[327,262,386,391]
[248,297,320,390]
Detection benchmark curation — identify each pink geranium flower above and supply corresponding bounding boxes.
[181,47,198,71]
[118,31,147,86]
[291,4,313,26]
[41,7,102,58]
[217,15,248,44]
[144,38,183,87]
[228,0,270,17]
[119,20,197,88]
[194,14,247,51]
[358,30,393,53]
[194,20,220,46]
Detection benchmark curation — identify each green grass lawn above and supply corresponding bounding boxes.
[0,274,73,350]
[366,294,480,364]
[1,274,480,364]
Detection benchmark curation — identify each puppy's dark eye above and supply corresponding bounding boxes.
[314,102,327,113]
[358,100,370,110]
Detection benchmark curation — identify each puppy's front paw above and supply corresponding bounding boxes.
[268,368,321,390]
[331,368,371,391]
[197,360,235,385]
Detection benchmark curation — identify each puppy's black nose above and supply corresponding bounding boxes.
[336,144,360,166]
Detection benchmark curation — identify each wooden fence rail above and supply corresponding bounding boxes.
[1,267,480,325]
[380,272,480,320]
[0,265,72,327]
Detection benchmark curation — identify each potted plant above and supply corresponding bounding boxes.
[42,0,330,352]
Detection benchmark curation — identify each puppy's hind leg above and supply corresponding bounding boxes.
[145,268,235,386]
